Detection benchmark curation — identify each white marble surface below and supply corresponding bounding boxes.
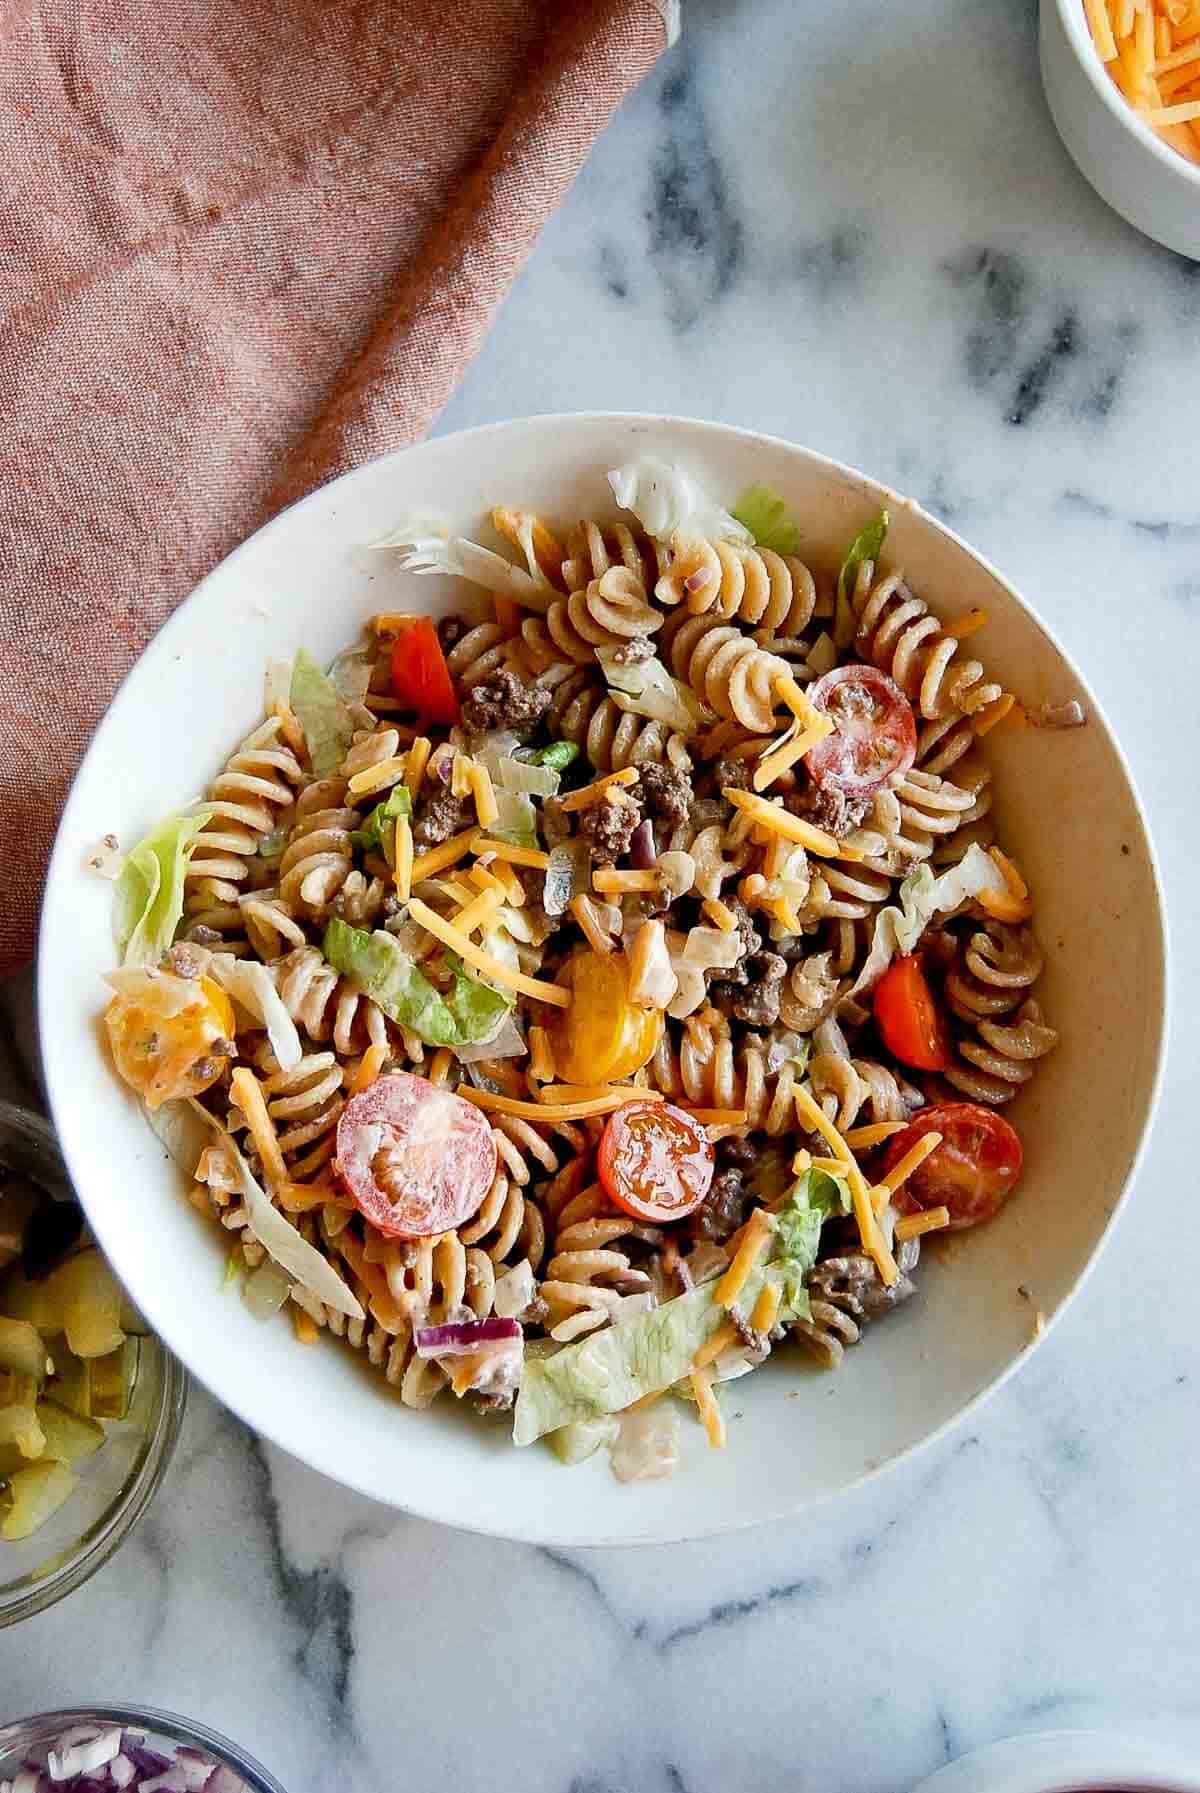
[3,1,1199,1786]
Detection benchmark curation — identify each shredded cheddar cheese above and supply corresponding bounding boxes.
[451,752,472,799]
[894,1206,951,1242]
[410,828,478,882]
[570,892,615,954]
[462,1087,651,1121]
[271,699,306,757]
[716,1208,775,1307]
[752,677,835,790]
[470,834,551,869]
[691,1365,727,1449]
[277,1180,337,1213]
[702,898,737,932]
[468,760,499,829]
[591,868,660,894]
[558,765,640,811]
[793,1085,899,1288]
[528,1025,556,1083]
[351,1042,389,1094]
[972,692,1017,737]
[230,1067,287,1189]
[348,755,407,798]
[944,608,990,641]
[750,1281,780,1334]
[449,885,504,937]
[404,736,432,797]
[723,788,860,859]
[535,1082,664,1105]
[393,815,413,903]
[693,1321,739,1369]
[292,1307,320,1345]
[978,851,1033,923]
[874,1130,943,1199]
[844,1121,909,1149]
[406,897,571,1006]
[427,1048,455,1087]
[678,1106,749,1126]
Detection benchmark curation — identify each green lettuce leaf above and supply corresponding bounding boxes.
[351,785,413,852]
[774,1167,851,1276]
[835,509,889,646]
[513,1265,809,1447]
[290,649,355,777]
[530,741,581,773]
[322,918,513,1047]
[490,789,538,849]
[731,484,803,556]
[113,810,211,967]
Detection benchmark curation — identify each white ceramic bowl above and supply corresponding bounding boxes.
[37,414,1167,1546]
[912,1728,1200,1793]
[1041,0,1200,258]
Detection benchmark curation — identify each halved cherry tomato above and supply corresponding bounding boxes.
[105,973,234,1109]
[391,617,460,726]
[598,1100,715,1224]
[549,949,662,1085]
[804,663,917,794]
[334,1071,496,1238]
[873,954,953,1071]
[881,1103,1023,1230]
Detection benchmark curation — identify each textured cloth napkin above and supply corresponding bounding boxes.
[0,0,675,975]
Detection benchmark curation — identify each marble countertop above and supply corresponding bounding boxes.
[4,1,1199,1786]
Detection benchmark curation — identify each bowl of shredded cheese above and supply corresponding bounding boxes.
[1042,0,1200,257]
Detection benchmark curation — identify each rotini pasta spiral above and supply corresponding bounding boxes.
[277,781,360,919]
[183,718,304,939]
[517,567,663,670]
[851,564,1005,721]
[274,945,390,1057]
[657,608,788,734]
[946,998,1058,1106]
[560,519,664,594]
[544,668,693,774]
[869,766,992,870]
[942,921,1057,1104]
[794,1242,919,1368]
[656,537,818,637]
[444,619,521,691]
[808,1053,913,1130]
[540,1178,655,1343]
[944,921,1043,1021]
[649,1020,805,1136]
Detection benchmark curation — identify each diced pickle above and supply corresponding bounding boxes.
[0,1405,45,1461]
[43,1250,125,1359]
[35,1400,105,1464]
[88,1339,139,1420]
[0,1372,39,1409]
[45,1351,91,1418]
[1,1459,77,1539]
[0,1316,47,1382]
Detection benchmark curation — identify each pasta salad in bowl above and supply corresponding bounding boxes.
[38,415,1165,1544]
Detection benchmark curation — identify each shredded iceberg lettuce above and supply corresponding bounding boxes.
[290,649,355,777]
[731,484,803,556]
[371,517,550,607]
[774,1168,851,1276]
[351,785,412,852]
[597,646,707,734]
[113,810,211,967]
[513,1265,809,1447]
[607,457,751,545]
[847,843,1007,1001]
[323,918,513,1046]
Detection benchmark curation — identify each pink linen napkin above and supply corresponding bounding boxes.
[0,0,674,974]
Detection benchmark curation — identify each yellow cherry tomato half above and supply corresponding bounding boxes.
[105,973,234,1109]
[550,950,662,1085]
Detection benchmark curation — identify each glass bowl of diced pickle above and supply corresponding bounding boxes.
[0,1102,187,1625]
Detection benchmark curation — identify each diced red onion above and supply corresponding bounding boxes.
[683,567,713,593]
[138,1773,187,1793]
[429,744,456,785]
[109,1761,136,1791]
[119,1745,174,1780]
[1029,698,1087,729]
[628,820,656,870]
[205,1773,246,1793]
[415,1316,521,1359]
[48,1732,122,1782]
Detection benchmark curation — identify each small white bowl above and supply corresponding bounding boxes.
[912,1728,1200,1793]
[1041,0,1200,259]
[37,414,1167,1546]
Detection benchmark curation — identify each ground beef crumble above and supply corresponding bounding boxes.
[637,763,693,828]
[460,667,551,739]
[785,779,871,838]
[577,794,643,864]
[412,788,470,848]
[691,1168,750,1244]
[607,635,656,666]
[712,755,755,792]
[710,951,788,1026]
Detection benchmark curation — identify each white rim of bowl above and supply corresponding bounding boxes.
[1053,0,1200,187]
[36,411,1172,1545]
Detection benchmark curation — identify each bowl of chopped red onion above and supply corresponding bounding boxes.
[0,1708,285,1793]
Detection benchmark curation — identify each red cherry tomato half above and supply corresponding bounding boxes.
[391,617,460,726]
[881,1103,1023,1230]
[873,954,953,1071]
[804,663,917,794]
[334,1071,496,1238]
[598,1100,715,1224]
